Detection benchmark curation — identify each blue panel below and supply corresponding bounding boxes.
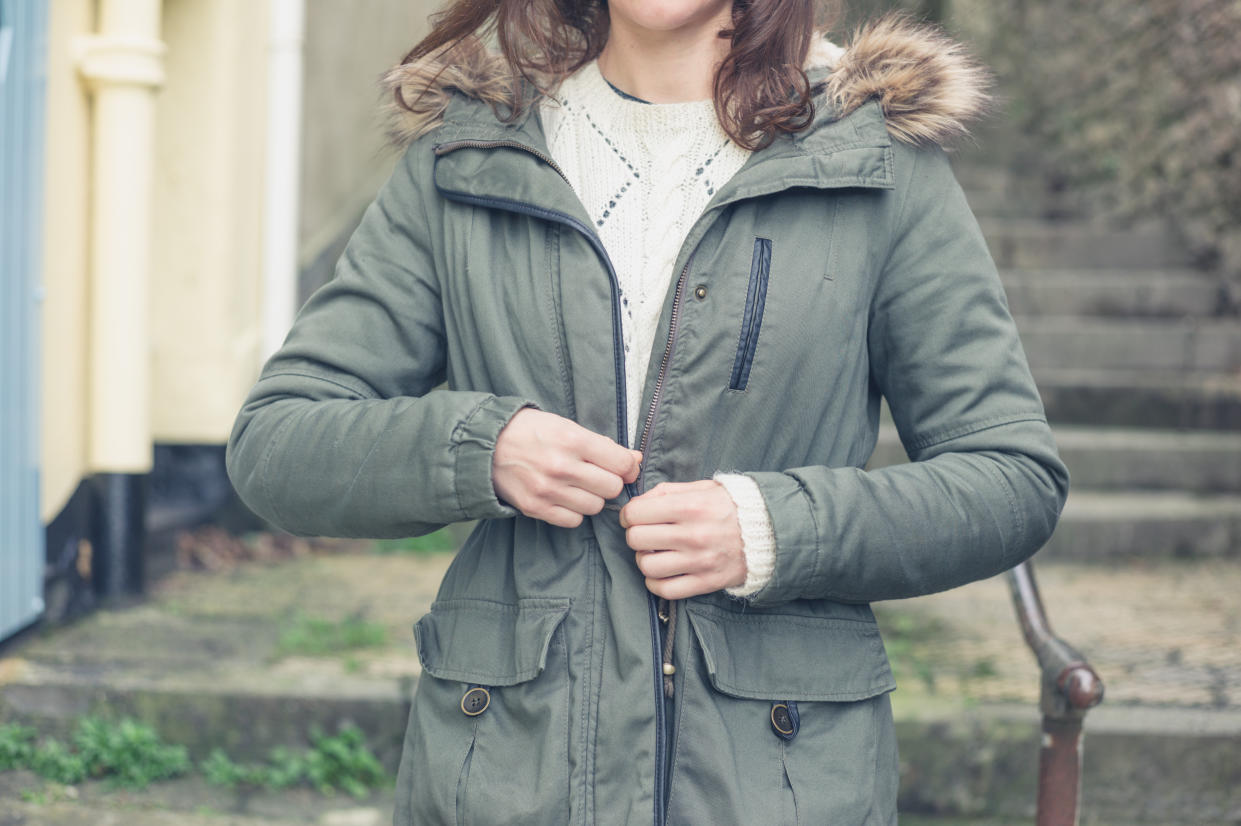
[0,0,48,641]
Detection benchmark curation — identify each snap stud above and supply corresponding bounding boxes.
[461,686,491,717]
[693,284,708,300]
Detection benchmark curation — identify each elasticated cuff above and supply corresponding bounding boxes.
[451,395,540,520]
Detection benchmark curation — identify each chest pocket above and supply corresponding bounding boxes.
[728,237,773,391]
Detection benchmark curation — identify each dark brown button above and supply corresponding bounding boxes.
[461,686,491,717]
[693,284,708,299]
[770,702,799,740]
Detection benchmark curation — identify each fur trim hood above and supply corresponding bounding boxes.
[383,13,991,148]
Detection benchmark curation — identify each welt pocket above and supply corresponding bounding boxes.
[728,237,772,391]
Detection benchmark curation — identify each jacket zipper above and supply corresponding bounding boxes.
[636,260,691,487]
[635,259,691,823]
[434,138,672,826]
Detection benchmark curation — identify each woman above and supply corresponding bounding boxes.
[226,0,1069,821]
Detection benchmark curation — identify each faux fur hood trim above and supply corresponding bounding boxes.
[382,13,991,148]
[822,15,991,146]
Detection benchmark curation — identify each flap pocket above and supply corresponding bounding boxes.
[685,603,895,702]
[414,597,570,686]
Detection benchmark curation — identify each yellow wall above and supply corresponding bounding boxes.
[39,0,94,520]
[39,0,439,520]
[150,0,268,445]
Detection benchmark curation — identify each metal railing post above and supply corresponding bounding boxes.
[1006,561,1105,826]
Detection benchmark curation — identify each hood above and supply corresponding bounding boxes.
[383,13,991,148]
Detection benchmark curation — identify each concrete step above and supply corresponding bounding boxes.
[1042,490,1241,560]
[1033,368,1241,431]
[1001,268,1234,319]
[879,560,1241,822]
[978,220,1197,270]
[1014,316,1241,372]
[869,425,1241,493]
[0,771,393,825]
[895,704,1241,824]
[7,554,1239,824]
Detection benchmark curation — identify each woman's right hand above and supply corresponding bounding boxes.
[493,408,643,528]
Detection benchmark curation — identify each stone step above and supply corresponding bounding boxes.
[1000,268,1234,319]
[978,220,1197,270]
[1033,368,1241,431]
[1014,316,1241,372]
[1046,490,1241,560]
[869,425,1241,493]
[4,553,1238,824]
[895,704,1241,824]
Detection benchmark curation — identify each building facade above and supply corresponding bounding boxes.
[1,0,431,638]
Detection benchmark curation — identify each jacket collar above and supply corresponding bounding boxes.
[430,79,895,223]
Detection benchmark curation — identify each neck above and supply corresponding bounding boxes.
[597,17,732,103]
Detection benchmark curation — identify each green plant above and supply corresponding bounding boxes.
[276,614,388,658]
[874,608,945,693]
[28,739,87,785]
[0,723,37,771]
[71,716,190,788]
[373,527,459,555]
[201,727,385,798]
[304,725,386,798]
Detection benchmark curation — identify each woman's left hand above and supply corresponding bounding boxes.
[618,480,747,599]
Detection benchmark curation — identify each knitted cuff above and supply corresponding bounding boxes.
[713,472,776,598]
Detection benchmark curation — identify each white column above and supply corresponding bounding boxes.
[75,0,165,473]
[262,0,305,360]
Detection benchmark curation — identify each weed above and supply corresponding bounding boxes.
[28,739,87,785]
[373,527,458,555]
[0,723,37,770]
[304,725,386,798]
[276,614,387,658]
[873,608,946,693]
[0,717,187,788]
[202,725,385,798]
[72,716,190,787]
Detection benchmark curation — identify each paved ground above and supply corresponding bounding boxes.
[1,540,1238,823]
[875,559,1241,711]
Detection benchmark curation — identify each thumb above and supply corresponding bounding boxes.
[621,449,643,483]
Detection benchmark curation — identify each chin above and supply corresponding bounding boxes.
[608,0,733,37]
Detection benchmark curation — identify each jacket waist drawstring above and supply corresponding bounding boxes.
[659,597,678,698]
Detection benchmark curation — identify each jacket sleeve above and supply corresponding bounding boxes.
[742,144,1070,605]
[226,138,537,538]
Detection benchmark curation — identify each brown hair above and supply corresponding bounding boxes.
[394,0,838,150]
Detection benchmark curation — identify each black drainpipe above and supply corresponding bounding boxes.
[91,472,146,599]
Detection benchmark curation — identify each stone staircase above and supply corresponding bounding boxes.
[870,159,1241,563]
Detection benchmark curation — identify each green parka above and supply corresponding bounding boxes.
[227,17,1068,826]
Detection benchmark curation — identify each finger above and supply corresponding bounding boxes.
[538,504,585,529]
[645,574,712,601]
[621,489,699,527]
[556,459,626,501]
[550,485,607,517]
[635,549,691,580]
[623,450,644,484]
[575,428,642,479]
[625,523,687,552]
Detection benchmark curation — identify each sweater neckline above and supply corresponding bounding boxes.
[555,61,725,138]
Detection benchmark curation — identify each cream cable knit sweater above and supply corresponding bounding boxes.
[539,61,776,597]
